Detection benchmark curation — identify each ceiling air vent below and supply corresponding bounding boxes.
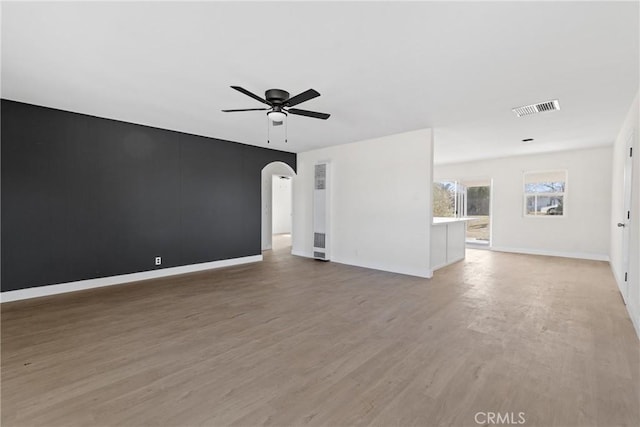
[512,99,560,117]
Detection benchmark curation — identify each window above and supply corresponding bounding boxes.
[433,181,465,217]
[523,170,567,217]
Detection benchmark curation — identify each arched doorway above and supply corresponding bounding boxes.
[261,161,296,251]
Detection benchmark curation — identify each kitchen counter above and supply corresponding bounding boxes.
[432,217,475,225]
[431,217,474,270]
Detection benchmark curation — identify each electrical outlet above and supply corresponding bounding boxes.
[155,256,161,266]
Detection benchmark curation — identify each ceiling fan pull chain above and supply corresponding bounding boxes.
[267,114,270,144]
[285,117,288,143]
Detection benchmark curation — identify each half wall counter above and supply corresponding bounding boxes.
[431,217,474,271]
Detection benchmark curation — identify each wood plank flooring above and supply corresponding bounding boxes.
[2,237,639,426]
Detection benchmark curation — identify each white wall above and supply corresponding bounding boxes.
[435,146,612,260]
[610,92,640,337]
[272,175,292,234]
[261,162,295,250]
[292,129,433,278]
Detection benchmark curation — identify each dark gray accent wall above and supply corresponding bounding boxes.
[1,100,296,292]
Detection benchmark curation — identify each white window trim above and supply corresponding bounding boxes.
[434,179,465,218]
[523,169,568,218]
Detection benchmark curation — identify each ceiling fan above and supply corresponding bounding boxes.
[222,86,331,124]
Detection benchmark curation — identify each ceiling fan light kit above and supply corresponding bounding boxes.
[222,86,330,143]
[268,110,287,122]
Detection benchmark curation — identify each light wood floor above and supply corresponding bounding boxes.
[2,237,639,426]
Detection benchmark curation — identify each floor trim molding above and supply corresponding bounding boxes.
[610,265,640,340]
[291,250,432,279]
[490,246,609,262]
[291,249,311,258]
[629,306,640,341]
[1,255,263,303]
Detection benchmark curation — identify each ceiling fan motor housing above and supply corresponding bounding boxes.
[223,86,330,120]
[265,89,289,105]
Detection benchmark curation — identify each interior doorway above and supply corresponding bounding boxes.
[271,175,292,250]
[261,161,295,251]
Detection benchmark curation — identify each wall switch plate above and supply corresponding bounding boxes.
[155,256,161,266]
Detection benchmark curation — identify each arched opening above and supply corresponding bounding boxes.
[261,161,296,251]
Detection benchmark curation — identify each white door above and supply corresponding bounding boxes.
[619,133,634,303]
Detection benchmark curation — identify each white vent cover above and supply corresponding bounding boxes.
[313,162,330,261]
[512,99,560,117]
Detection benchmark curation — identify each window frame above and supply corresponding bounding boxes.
[433,180,466,218]
[522,169,568,218]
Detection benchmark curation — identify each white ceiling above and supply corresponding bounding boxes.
[2,1,638,164]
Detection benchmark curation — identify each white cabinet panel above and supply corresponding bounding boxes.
[446,221,466,264]
[430,225,448,270]
[431,218,471,271]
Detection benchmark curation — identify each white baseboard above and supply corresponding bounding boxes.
[490,246,609,262]
[431,255,465,272]
[333,258,433,279]
[291,249,432,278]
[610,265,640,341]
[611,266,628,304]
[630,306,640,341]
[1,255,263,303]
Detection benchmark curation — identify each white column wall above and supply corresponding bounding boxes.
[292,129,433,278]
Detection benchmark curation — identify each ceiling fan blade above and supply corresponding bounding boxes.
[230,86,271,105]
[285,89,320,107]
[287,108,330,120]
[221,108,270,112]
